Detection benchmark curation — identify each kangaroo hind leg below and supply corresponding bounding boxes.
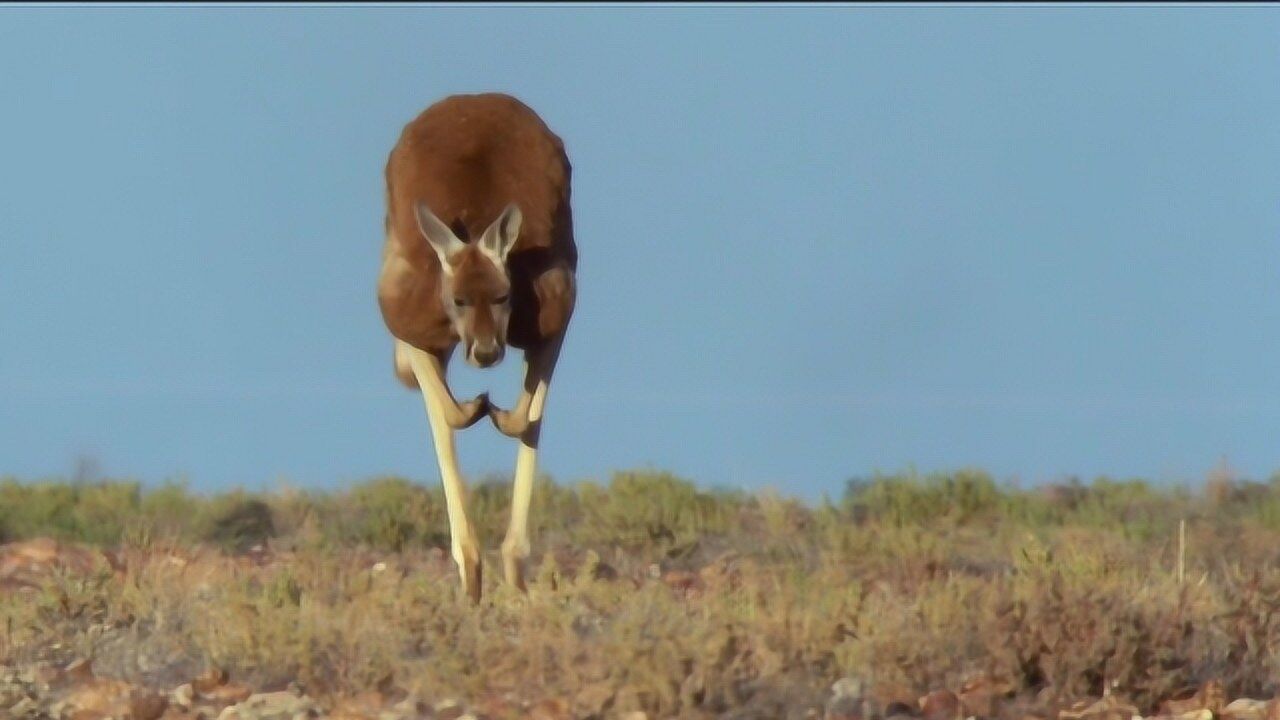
[498,333,565,592]
[405,344,484,603]
[393,340,418,389]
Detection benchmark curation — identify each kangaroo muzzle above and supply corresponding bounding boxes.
[467,339,504,368]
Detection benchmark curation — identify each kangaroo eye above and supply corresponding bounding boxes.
[453,297,469,308]
[494,294,509,304]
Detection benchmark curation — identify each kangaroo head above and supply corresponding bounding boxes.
[415,201,522,368]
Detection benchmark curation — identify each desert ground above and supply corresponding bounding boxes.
[4,468,1280,720]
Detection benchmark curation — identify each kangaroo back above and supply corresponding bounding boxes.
[379,93,577,356]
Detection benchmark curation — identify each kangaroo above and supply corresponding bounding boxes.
[377,93,577,603]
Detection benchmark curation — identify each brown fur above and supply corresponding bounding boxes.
[378,93,578,377]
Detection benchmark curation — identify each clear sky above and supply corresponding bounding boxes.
[2,5,1278,503]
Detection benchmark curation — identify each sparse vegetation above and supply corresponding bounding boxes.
[5,467,1280,719]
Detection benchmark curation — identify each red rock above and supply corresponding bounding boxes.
[64,658,95,684]
[661,570,704,599]
[190,667,228,694]
[1221,699,1270,720]
[958,672,1015,718]
[329,691,386,720]
[1159,681,1227,717]
[61,679,168,720]
[0,538,113,591]
[530,697,571,720]
[198,682,253,706]
[920,690,962,720]
[1058,695,1140,720]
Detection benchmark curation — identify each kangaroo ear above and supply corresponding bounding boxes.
[478,203,522,264]
[415,202,466,269]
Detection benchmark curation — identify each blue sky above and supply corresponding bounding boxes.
[1,5,1278,502]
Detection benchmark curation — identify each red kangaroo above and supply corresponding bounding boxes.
[377,93,578,603]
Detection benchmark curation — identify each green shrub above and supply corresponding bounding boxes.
[843,469,1007,527]
[340,476,447,551]
[573,470,738,551]
[203,495,276,553]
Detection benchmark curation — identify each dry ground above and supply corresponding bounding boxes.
[4,469,1280,720]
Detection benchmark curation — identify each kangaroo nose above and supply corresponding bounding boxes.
[472,344,503,368]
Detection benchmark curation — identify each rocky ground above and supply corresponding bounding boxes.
[5,532,1280,720]
[5,652,1280,720]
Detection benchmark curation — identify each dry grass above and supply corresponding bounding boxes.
[4,468,1280,719]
